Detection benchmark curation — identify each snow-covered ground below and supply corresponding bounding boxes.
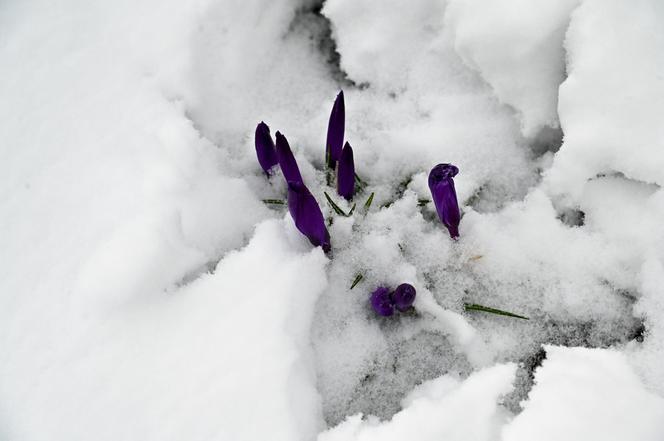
[2,0,664,439]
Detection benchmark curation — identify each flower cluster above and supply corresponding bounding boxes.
[326,91,356,201]
[370,283,417,317]
[255,118,330,251]
[255,93,469,319]
[254,91,363,254]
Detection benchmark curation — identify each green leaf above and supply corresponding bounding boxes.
[324,191,348,216]
[350,273,364,290]
[263,199,285,205]
[348,203,356,216]
[363,192,375,212]
[464,303,529,320]
[354,172,367,186]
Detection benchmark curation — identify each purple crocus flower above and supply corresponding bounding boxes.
[276,131,303,185]
[428,163,461,239]
[287,181,331,253]
[392,283,416,312]
[255,121,278,175]
[337,142,355,200]
[326,91,345,168]
[370,286,394,316]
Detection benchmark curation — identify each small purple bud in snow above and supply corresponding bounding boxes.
[370,287,394,316]
[255,122,278,175]
[287,181,331,253]
[326,91,345,168]
[391,283,416,312]
[276,131,303,185]
[428,163,461,239]
[337,142,355,200]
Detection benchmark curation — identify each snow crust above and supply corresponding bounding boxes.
[503,346,664,441]
[546,0,664,198]
[2,0,664,439]
[445,0,579,137]
[319,363,516,441]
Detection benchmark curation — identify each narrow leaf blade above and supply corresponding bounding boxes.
[263,199,285,205]
[350,273,364,290]
[464,303,529,320]
[363,192,375,211]
[324,191,348,216]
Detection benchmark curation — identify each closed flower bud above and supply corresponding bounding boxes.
[337,142,355,200]
[428,163,461,239]
[391,283,416,312]
[370,287,394,316]
[287,181,331,253]
[276,131,303,185]
[326,91,345,168]
[255,122,278,175]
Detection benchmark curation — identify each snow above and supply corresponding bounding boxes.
[2,219,329,441]
[2,0,664,439]
[546,0,664,199]
[503,346,664,441]
[445,0,579,137]
[318,363,516,441]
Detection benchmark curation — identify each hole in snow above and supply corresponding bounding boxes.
[557,207,586,227]
[528,125,564,157]
[289,1,357,87]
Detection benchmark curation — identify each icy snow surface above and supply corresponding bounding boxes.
[2,0,664,439]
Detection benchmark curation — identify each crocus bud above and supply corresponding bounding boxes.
[276,131,303,185]
[326,91,345,168]
[255,122,278,175]
[337,142,355,200]
[370,287,394,316]
[428,163,461,239]
[392,283,416,312]
[287,181,331,253]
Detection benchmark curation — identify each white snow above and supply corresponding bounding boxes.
[318,363,516,441]
[546,0,664,198]
[445,0,579,137]
[503,346,664,441]
[1,219,329,441]
[2,0,664,439]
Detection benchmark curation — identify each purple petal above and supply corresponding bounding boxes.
[287,181,331,253]
[428,163,461,239]
[326,91,345,168]
[370,287,394,316]
[392,283,416,312]
[255,122,278,174]
[276,131,303,185]
[337,142,355,200]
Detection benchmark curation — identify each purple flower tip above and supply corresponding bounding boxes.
[428,163,461,239]
[276,131,303,185]
[337,142,355,200]
[255,122,278,175]
[287,181,331,253]
[370,287,394,316]
[326,90,345,168]
[391,283,416,312]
